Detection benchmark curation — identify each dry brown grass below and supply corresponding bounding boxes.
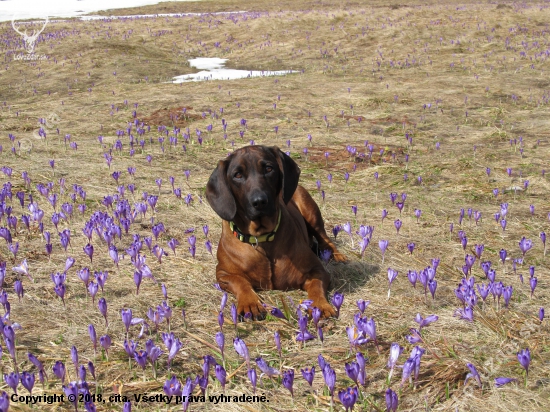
[0,0,549,410]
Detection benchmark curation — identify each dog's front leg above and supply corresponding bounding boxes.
[217,271,267,320]
[302,274,336,318]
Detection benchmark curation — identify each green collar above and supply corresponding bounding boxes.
[229,209,282,245]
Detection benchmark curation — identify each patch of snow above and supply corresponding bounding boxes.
[172,58,298,83]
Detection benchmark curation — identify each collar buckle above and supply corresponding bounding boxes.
[230,209,282,245]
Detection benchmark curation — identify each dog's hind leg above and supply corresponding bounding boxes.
[290,186,347,262]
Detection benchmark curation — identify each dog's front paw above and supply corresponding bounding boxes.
[332,252,347,263]
[237,296,267,321]
[311,300,337,319]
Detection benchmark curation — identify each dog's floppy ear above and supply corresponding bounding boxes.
[205,159,237,221]
[272,146,301,204]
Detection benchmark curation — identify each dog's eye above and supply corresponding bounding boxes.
[234,172,243,179]
[265,166,273,173]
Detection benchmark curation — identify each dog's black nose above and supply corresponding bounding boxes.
[250,192,268,209]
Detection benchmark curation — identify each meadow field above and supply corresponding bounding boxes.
[0,0,549,410]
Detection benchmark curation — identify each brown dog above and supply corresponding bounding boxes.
[205,145,345,320]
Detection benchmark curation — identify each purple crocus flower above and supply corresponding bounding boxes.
[70,345,79,375]
[133,270,143,295]
[414,313,438,329]
[352,352,365,386]
[495,377,517,387]
[214,364,226,392]
[517,348,531,382]
[167,238,180,255]
[385,388,398,412]
[361,317,379,352]
[247,367,257,394]
[134,350,147,370]
[4,372,19,394]
[89,361,96,380]
[88,324,97,352]
[54,283,66,306]
[338,387,358,412]
[503,286,513,308]
[21,372,35,395]
[124,340,137,359]
[428,279,437,299]
[12,259,32,282]
[218,311,224,331]
[394,219,402,234]
[395,202,404,216]
[27,352,44,375]
[530,276,538,297]
[401,358,415,387]
[344,361,360,387]
[269,306,287,320]
[331,292,344,318]
[100,335,112,356]
[387,343,403,380]
[83,243,94,262]
[322,364,337,407]
[78,365,86,383]
[282,369,295,397]
[63,382,79,411]
[379,240,388,263]
[301,366,315,386]
[296,314,315,342]
[14,280,24,301]
[346,325,367,349]
[164,375,182,396]
[215,332,225,360]
[52,361,66,383]
[255,357,280,378]
[519,237,533,257]
[231,303,238,330]
[406,328,422,344]
[274,331,282,357]
[454,305,474,321]
[498,248,508,265]
[233,337,250,369]
[356,299,369,314]
[121,308,133,334]
[408,270,418,288]
[387,268,398,299]
[98,298,108,326]
[461,235,468,250]
[465,363,482,387]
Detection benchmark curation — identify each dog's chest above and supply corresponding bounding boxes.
[254,244,307,290]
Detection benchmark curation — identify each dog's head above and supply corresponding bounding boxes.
[205,145,300,235]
